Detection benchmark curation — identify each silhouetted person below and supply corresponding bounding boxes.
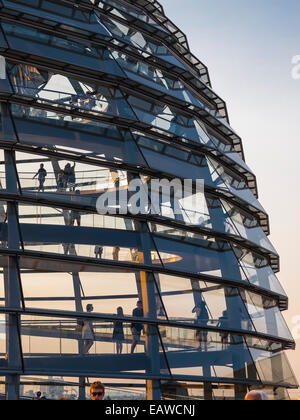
[113,307,125,355]
[131,300,144,354]
[193,302,209,351]
[33,391,46,400]
[57,170,66,191]
[94,245,104,259]
[82,304,95,355]
[112,246,120,261]
[70,193,81,226]
[64,162,76,191]
[33,164,47,192]
[63,243,76,256]
[86,90,97,109]
[218,310,229,349]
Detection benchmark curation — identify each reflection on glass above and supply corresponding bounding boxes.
[221,199,277,254]
[233,245,286,297]
[1,20,124,76]
[8,63,135,120]
[243,291,293,341]
[159,327,258,380]
[96,0,168,33]
[11,104,147,167]
[128,95,210,145]
[248,349,298,388]
[150,225,248,283]
[20,314,162,373]
[157,274,256,334]
[19,255,167,327]
[111,50,206,109]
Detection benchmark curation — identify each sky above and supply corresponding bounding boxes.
[160,0,300,393]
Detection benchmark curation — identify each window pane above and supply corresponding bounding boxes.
[2,21,125,77]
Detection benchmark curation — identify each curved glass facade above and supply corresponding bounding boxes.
[0,0,297,400]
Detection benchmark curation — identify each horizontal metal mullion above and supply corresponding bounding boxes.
[0,305,293,348]
[0,86,254,197]
[0,23,240,150]
[0,187,277,270]
[0,8,217,109]
[0,248,288,315]
[0,368,267,387]
[59,0,209,83]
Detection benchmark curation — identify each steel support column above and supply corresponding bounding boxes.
[3,137,22,400]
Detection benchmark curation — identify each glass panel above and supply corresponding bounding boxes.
[226,151,254,175]
[19,375,82,400]
[127,95,211,145]
[159,327,258,382]
[0,107,17,142]
[8,63,136,120]
[0,76,13,95]
[97,0,169,34]
[100,14,169,50]
[243,291,293,341]
[135,130,213,181]
[147,179,208,226]
[161,379,277,400]
[233,246,287,297]
[133,133,264,230]
[14,148,266,242]
[16,151,126,193]
[20,313,169,378]
[208,157,246,191]
[162,381,236,401]
[19,255,165,319]
[2,0,110,37]
[15,151,148,212]
[150,225,248,283]
[221,199,273,247]
[0,26,8,51]
[11,104,146,166]
[1,21,125,77]
[207,158,266,214]
[157,274,255,333]
[20,223,163,265]
[19,203,137,231]
[110,49,206,109]
[249,349,298,387]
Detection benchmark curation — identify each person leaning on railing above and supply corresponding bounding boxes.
[131,300,144,354]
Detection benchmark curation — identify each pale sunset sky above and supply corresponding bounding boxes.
[160,0,300,392]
